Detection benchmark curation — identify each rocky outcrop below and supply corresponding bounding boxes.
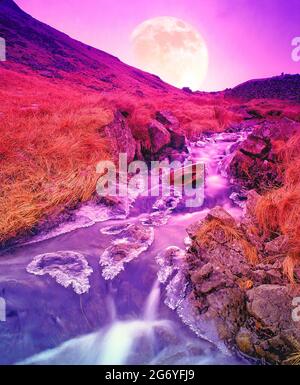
[162,207,300,364]
[225,119,300,191]
[144,111,188,161]
[237,285,300,363]
[104,111,136,163]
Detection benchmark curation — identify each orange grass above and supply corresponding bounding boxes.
[1,66,299,246]
[0,70,113,243]
[0,69,244,243]
[255,133,300,281]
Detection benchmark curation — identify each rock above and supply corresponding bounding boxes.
[225,119,300,192]
[265,236,289,256]
[26,251,93,295]
[186,207,236,240]
[104,111,136,163]
[252,118,300,142]
[153,195,180,212]
[156,111,186,150]
[140,211,171,227]
[170,133,186,151]
[148,120,171,153]
[206,288,246,341]
[197,273,227,294]
[179,206,300,364]
[156,111,180,129]
[118,223,154,244]
[206,206,236,227]
[247,285,291,330]
[235,284,300,363]
[228,149,280,191]
[239,135,271,159]
[100,223,131,235]
[190,263,213,283]
[159,147,187,163]
[182,87,193,94]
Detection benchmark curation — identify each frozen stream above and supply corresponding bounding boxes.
[0,132,249,365]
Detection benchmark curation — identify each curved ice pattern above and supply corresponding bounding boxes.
[165,271,188,310]
[26,251,93,295]
[100,223,131,235]
[100,224,154,280]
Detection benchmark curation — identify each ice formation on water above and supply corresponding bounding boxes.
[156,241,230,354]
[155,246,185,284]
[100,223,131,235]
[100,224,154,280]
[21,202,127,247]
[26,251,93,295]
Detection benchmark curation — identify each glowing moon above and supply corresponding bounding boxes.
[131,17,209,91]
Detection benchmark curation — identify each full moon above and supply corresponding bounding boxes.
[131,16,209,91]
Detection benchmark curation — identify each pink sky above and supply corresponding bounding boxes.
[15,0,300,91]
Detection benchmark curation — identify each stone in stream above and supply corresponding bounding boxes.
[99,224,154,280]
[152,195,181,212]
[140,211,171,227]
[26,251,93,295]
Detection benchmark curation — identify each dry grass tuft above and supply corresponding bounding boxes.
[255,132,300,282]
[0,71,113,243]
[196,217,258,265]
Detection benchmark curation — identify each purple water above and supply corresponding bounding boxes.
[0,132,249,365]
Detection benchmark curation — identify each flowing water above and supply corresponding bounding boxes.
[0,132,249,365]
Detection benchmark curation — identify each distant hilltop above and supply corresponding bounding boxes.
[225,74,300,103]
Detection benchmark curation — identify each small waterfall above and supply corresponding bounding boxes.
[143,279,161,321]
[98,279,171,364]
[20,280,172,365]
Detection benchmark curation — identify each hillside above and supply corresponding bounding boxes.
[225,74,300,103]
[0,0,175,94]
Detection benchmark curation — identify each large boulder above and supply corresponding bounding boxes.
[236,285,300,363]
[104,111,136,163]
[156,111,186,150]
[148,120,171,154]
